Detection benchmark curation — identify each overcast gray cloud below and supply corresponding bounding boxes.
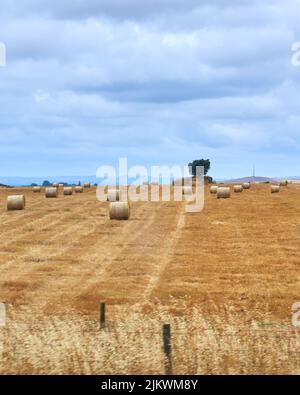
[0,0,300,178]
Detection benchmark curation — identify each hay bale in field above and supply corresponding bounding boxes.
[7,195,25,210]
[109,202,130,220]
[271,185,280,193]
[234,185,243,193]
[242,182,251,190]
[217,187,230,199]
[58,183,64,187]
[107,189,120,202]
[45,187,58,198]
[52,183,59,188]
[182,186,193,195]
[84,182,91,188]
[280,180,288,187]
[210,186,218,194]
[75,186,83,193]
[33,186,41,193]
[64,187,73,196]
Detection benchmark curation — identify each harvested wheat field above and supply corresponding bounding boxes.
[0,183,300,374]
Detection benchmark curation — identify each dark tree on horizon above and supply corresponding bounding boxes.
[188,159,211,176]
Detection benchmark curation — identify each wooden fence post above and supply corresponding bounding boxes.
[100,302,106,330]
[163,324,172,375]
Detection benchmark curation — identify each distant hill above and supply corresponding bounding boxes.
[1,174,299,187]
[0,176,97,187]
[0,183,12,188]
[221,176,278,184]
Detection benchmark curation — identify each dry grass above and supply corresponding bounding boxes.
[1,302,300,375]
[0,184,299,374]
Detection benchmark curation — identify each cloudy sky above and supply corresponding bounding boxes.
[0,0,300,179]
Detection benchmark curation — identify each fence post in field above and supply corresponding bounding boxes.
[100,302,106,330]
[163,324,172,375]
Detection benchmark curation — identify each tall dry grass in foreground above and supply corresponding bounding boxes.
[0,302,300,375]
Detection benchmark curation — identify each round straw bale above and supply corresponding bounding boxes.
[75,186,83,193]
[182,186,193,195]
[84,182,91,188]
[210,186,218,194]
[109,202,130,220]
[217,187,231,199]
[280,180,288,187]
[33,186,41,192]
[45,187,58,198]
[58,183,64,187]
[107,189,120,202]
[64,187,73,196]
[242,182,251,189]
[52,183,59,188]
[271,185,280,193]
[7,195,25,210]
[234,185,243,193]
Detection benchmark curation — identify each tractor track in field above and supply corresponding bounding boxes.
[0,196,187,316]
[143,203,186,300]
